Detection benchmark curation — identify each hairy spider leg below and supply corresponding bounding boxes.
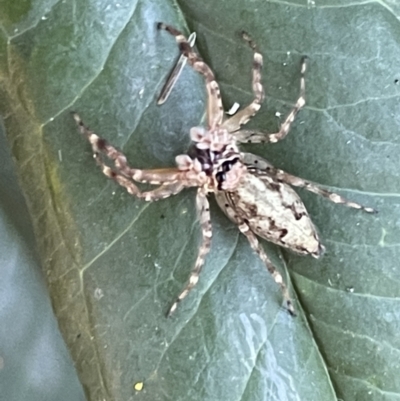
[237,219,295,315]
[157,23,224,129]
[92,155,186,201]
[73,112,194,186]
[244,153,377,213]
[222,31,265,132]
[157,32,197,105]
[231,57,308,144]
[167,188,213,316]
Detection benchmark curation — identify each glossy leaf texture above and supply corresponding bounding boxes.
[1,0,399,400]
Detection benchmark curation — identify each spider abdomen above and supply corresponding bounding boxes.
[215,170,324,258]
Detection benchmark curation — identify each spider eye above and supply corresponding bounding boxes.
[222,157,240,172]
[222,163,231,172]
[215,171,226,190]
[216,172,226,183]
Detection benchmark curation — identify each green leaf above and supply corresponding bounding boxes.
[0,119,85,399]
[1,1,399,400]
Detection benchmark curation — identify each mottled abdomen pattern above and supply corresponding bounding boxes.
[215,168,324,258]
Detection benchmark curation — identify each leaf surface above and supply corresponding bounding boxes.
[1,0,399,400]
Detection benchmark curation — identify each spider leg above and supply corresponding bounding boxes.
[244,153,377,213]
[237,220,295,316]
[157,23,224,129]
[73,113,187,185]
[231,57,308,144]
[269,167,376,213]
[222,31,264,132]
[167,189,212,317]
[93,153,186,201]
[73,112,132,176]
[157,32,197,105]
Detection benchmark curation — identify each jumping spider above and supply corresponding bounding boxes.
[73,23,375,317]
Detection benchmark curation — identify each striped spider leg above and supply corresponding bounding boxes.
[157,32,196,105]
[73,112,216,317]
[158,23,225,129]
[240,153,376,214]
[73,113,198,201]
[222,52,308,144]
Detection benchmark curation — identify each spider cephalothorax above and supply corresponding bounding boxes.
[186,126,245,191]
[74,23,375,317]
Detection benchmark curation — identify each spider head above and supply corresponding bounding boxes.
[188,126,245,191]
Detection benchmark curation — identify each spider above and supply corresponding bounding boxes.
[73,23,375,317]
